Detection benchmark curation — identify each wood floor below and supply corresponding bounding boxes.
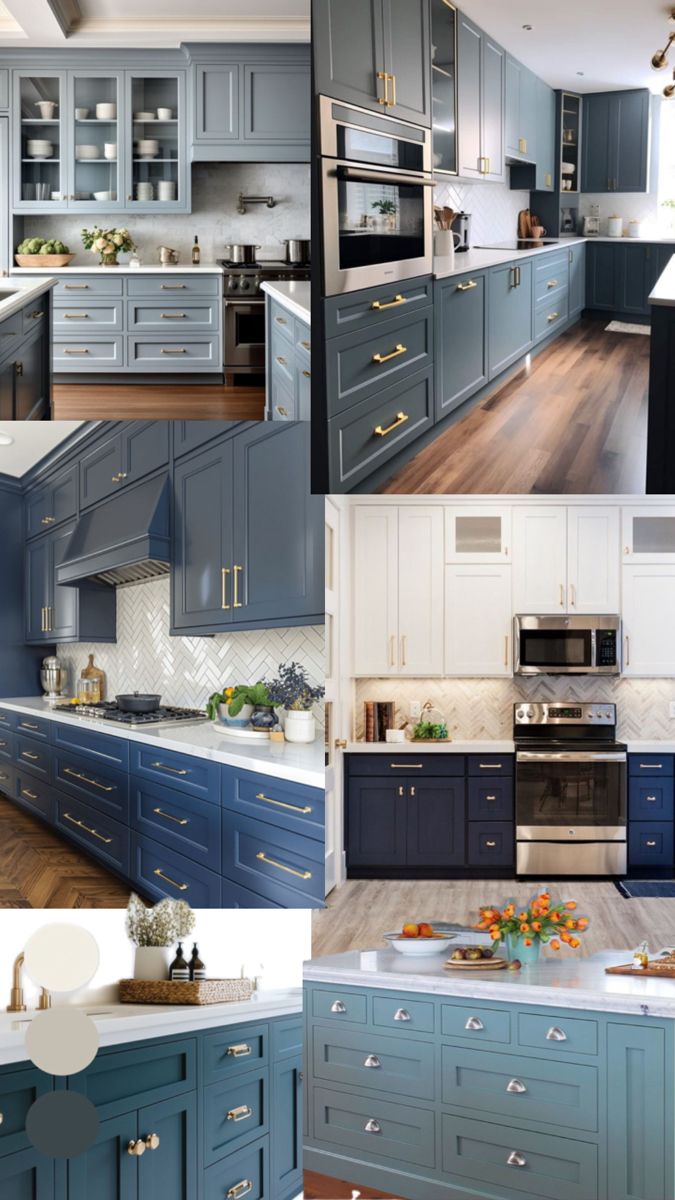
[380,319,650,495]
[0,796,130,907]
[52,383,265,421]
[304,1169,400,1198]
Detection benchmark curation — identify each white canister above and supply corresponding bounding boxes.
[607,216,623,238]
[133,946,170,981]
[628,220,642,239]
[283,709,316,743]
[104,143,117,160]
[157,180,177,201]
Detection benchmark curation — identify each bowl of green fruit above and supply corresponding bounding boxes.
[15,237,74,268]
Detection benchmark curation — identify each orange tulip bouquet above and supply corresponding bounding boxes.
[476,892,590,965]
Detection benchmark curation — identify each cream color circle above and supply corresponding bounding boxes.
[25,1008,99,1076]
[24,924,99,992]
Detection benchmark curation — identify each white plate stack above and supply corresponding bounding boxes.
[136,181,154,201]
[157,180,176,201]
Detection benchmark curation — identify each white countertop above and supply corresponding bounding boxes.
[305,949,675,1019]
[262,279,310,325]
[11,263,224,274]
[0,275,56,321]
[0,699,324,790]
[433,238,586,280]
[345,740,515,754]
[626,741,675,753]
[0,987,302,1066]
[589,236,675,244]
[649,255,675,307]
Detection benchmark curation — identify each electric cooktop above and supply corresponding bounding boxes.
[477,239,563,251]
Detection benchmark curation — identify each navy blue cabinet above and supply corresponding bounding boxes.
[26,464,78,539]
[581,89,650,193]
[171,437,234,631]
[434,271,488,419]
[406,777,465,867]
[0,481,49,694]
[347,779,407,869]
[586,242,666,317]
[628,753,674,871]
[586,242,622,311]
[79,422,169,510]
[568,242,587,319]
[25,522,116,646]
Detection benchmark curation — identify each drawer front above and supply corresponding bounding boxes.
[324,276,434,339]
[441,1044,598,1132]
[312,1026,435,1100]
[629,821,673,867]
[629,754,675,776]
[327,308,433,418]
[0,311,23,342]
[51,722,130,770]
[372,994,435,1035]
[127,274,221,298]
[72,1037,196,1119]
[128,336,220,370]
[221,810,324,907]
[131,832,222,907]
[14,773,54,822]
[0,763,17,797]
[53,752,129,823]
[0,729,16,763]
[203,1135,268,1200]
[328,366,434,491]
[132,777,222,872]
[347,753,464,778]
[221,878,281,909]
[295,321,310,357]
[128,301,219,334]
[0,707,15,730]
[203,1068,268,1166]
[270,371,296,421]
[221,766,324,840]
[518,1012,598,1057]
[271,328,296,386]
[131,743,219,801]
[467,754,513,776]
[0,1067,53,1157]
[629,778,674,821]
[55,792,130,876]
[14,714,49,741]
[441,1002,511,1045]
[15,735,50,781]
[202,1023,268,1087]
[467,777,513,821]
[22,294,48,336]
[313,1085,435,1169]
[441,1113,598,1200]
[311,987,368,1026]
[535,292,569,341]
[53,276,124,298]
[53,302,123,333]
[534,255,569,300]
[271,1015,303,1063]
[53,338,124,369]
[467,822,514,868]
[269,299,295,344]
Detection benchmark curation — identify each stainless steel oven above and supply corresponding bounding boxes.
[318,95,434,296]
[224,298,265,373]
[514,614,621,675]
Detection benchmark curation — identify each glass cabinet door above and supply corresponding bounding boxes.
[68,72,122,211]
[622,507,675,562]
[125,72,185,209]
[445,505,512,562]
[431,0,458,175]
[14,72,67,210]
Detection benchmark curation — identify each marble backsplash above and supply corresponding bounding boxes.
[433,176,530,245]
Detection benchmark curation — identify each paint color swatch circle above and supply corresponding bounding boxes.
[27,1091,99,1158]
[24,923,99,992]
[25,1007,99,1076]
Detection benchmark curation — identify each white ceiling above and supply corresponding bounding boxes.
[0,422,84,477]
[457,0,675,93]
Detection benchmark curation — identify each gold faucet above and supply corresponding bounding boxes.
[7,952,51,1013]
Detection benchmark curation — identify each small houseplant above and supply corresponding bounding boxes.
[126,892,195,980]
[371,197,398,230]
[81,225,135,266]
[475,892,590,965]
[207,682,274,729]
[264,661,325,743]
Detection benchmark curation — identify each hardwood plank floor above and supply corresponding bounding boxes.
[304,1169,400,1198]
[380,319,650,494]
[52,383,265,421]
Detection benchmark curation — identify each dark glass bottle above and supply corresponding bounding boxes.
[192,235,200,265]
[169,942,190,981]
[190,943,206,981]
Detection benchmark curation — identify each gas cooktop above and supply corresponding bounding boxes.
[477,239,563,251]
[56,703,206,727]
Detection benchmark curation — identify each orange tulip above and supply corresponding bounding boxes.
[532,921,542,932]
[570,937,581,948]
[520,923,530,933]
[561,931,571,944]
[490,930,501,941]
[518,911,528,922]
[566,919,577,930]
[577,917,590,929]
[565,901,577,910]
[523,938,533,946]
[550,913,560,923]
[550,940,561,950]
[539,893,550,902]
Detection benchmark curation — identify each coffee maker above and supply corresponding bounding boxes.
[454,212,472,252]
[583,204,600,237]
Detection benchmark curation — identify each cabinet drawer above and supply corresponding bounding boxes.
[629,821,673,867]
[56,793,130,876]
[441,1002,511,1045]
[311,1026,435,1100]
[629,754,674,775]
[203,1135,269,1200]
[295,321,310,357]
[53,302,123,333]
[53,276,124,298]
[327,307,433,418]
[269,299,295,343]
[128,336,220,370]
[128,300,219,334]
[14,773,55,822]
[0,311,23,342]
[372,994,435,1035]
[221,766,324,840]
[311,987,367,1026]
[271,1015,302,1062]
[131,743,219,801]
[15,736,50,781]
[131,832,222,906]
[221,878,281,908]
[51,722,130,770]
[467,822,514,868]
[441,1113,598,1200]
[270,327,295,386]
[14,714,49,740]
[629,778,674,821]
[518,1011,598,1057]
[204,1068,268,1166]
[534,253,569,298]
[53,338,124,369]
[22,294,48,336]
[127,274,221,298]
[132,777,222,872]
[467,754,513,776]
[221,810,324,907]
[441,1044,598,1132]
[202,1023,268,1086]
[0,763,17,797]
[467,777,513,820]
[0,1067,52,1157]
[313,1085,435,1169]
[270,371,296,421]
[53,752,129,823]
[0,708,15,730]
[347,753,464,777]
[0,729,16,763]
[72,1037,196,1119]
[535,293,569,341]
[324,276,434,339]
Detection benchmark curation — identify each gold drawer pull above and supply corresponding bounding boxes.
[276,355,287,365]
[161,283,187,289]
[64,283,90,289]
[374,411,409,438]
[21,788,39,801]
[63,313,89,319]
[302,369,311,378]
[233,564,243,608]
[63,348,89,354]
[30,310,44,319]
[547,279,559,289]
[371,293,405,311]
[21,751,39,761]
[153,867,189,891]
[160,312,186,318]
[456,280,477,291]
[301,339,310,350]
[547,311,560,322]
[160,347,187,354]
[372,342,407,365]
[275,315,288,324]
[518,137,527,154]
[127,1139,146,1157]
[64,767,113,792]
[227,1182,253,1199]
[226,1104,252,1122]
[153,806,189,826]
[151,761,189,775]
[255,851,311,880]
[63,812,113,844]
[41,516,56,525]
[256,791,312,815]
[221,566,230,610]
[227,1043,252,1057]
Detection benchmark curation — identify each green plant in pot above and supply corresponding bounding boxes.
[264,661,325,744]
[207,682,274,729]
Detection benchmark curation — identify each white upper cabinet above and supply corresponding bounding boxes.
[622,506,675,563]
[444,565,512,676]
[444,505,512,563]
[567,507,620,613]
[398,507,444,675]
[352,506,398,676]
[623,565,675,676]
[513,507,567,613]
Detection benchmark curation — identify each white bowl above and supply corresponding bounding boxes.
[561,162,575,175]
[95,103,117,120]
[75,108,90,120]
[35,101,57,119]
[136,139,159,153]
[93,191,115,202]
[134,111,155,121]
[75,144,101,160]
[104,143,117,160]
[156,107,173,120]
[27,140,53,158]
[384,932,454,956]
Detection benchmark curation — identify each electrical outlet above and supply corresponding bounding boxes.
[669,701,675,719]
[409,700,421,720]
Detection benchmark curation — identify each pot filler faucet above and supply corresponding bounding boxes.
[7,952,51,1012]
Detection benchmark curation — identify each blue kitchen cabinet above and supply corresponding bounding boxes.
[488,259,533,377]
[25,522,116,645]
[582,88,650,192]
[568,242,587,319]
[0,482,46,695]
[25,536,51,643]
[79,422,170,510]
[535,77,556,191]
[66,1112,138,1200]
[607,1022,666,1200]
[457,14,505,182]
[406,777,465,867]
[0,1145,54,1198]
[271,1018,303,1200]
[580,92,612,193]
[505,56,536,163]
[192,63,239,145]
[346,769,465,872]
[586,242,666,316]
[586,241,620,311]
[268,302,311,422]
[434,270,488,419]
[25,464,77,539]
[346,780,407,869]
[171,437,234,631]
[243,62,310,149]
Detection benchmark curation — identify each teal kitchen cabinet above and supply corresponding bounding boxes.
[607,1022,666,1200]
[434,269,488,419]
[505,55,536,162]
[312,0,431,126]
[0,1146,54,1199]
[582,88,651,192]
[271,1018,303,1200]
[457,14,505,181]
[568,242,587,318]
[488,259,533,377]
[25,522,116,644]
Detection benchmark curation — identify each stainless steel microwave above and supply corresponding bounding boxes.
[514,615,622,675]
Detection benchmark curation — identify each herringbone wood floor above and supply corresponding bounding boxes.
[0,796,130,907]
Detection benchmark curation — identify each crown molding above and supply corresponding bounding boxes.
[48,0,81,37]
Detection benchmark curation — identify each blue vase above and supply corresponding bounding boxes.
[251,705,276,730]
[505,933,541,964]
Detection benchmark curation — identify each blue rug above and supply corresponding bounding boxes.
[616,880,675,899]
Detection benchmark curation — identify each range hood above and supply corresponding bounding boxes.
[56,474,171,587]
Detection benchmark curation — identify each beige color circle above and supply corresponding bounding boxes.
[24,924,99,992]
[25,1008,99,1076]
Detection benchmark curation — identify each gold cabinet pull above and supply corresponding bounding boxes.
[30,310,44,319]
[21,751,39,761]
[41,516,55,525]
[160,283,186,289]
[376,70,389,106]
[274,315,287,325]
[41,607,46,632]
[374,411,409,438]
[456,280,477,291]
[255,851,311,880]
[63,313,89,319]
[559,584,565,607]
[221,566,230,610]
[160,312,186,318]
[302,369,311,378]
[64,767,113,792]
[335,738,348,750]
[153,867,189,891]
[151,761,189,776]
[504,635,509,667]
[63,348,90,354]
[48,606,53,632]
[547,279,559,289]
[401,634,407,667]
[545,172,552,187]
[233,564,243,608]
[390,633,396,667]
[226,1105,252,1122]
[547,312,560,322]
[372,343,407,365]
[570,583,576,607]
[389,73,397,105]
[153,806,189,826]
[21,788,39,801]
[518,137,527,154]
[227,1182,253,1200]
[64,283,90,289]
[276,355,287,366]
[301,340,310,350]
[63,812,113,844]
[144,1133,160,1150]
[227,1043,252,1057]
[371,294,405,311]
[160,347,187,354]
[625,635,630,667]
[127,1139,146,1157]
[255,791,312,814]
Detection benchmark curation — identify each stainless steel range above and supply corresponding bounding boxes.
[55,702,206,728]
[217,259,311,380]
[515,702,627,876]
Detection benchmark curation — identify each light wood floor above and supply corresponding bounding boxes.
[52,383,265,421]
[380,319,650,495]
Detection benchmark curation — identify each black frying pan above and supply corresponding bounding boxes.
[116,692,161,714]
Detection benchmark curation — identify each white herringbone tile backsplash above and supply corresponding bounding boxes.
[434,179,530,244]
[354,677,675,742]
[56,577,324,722]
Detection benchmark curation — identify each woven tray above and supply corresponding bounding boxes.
[119,978,254,1005]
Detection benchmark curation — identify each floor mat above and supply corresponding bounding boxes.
[616,880,675,898]
[605,320,650,335]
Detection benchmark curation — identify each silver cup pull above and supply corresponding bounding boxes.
[506,1078,527,1094]
[365,1119,381,1134]
[465,1016,484,1031]
[546,1025,567,1042]
[394,1008,411,1022]
[364,1054,381,1069]
[507,1151,527,1168]
[330,1000,346,1013]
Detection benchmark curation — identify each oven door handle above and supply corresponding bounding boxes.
[516,751,627,763]
[335,165,436,187]
[223,298,265,306]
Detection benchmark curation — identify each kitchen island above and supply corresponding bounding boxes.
[0,275,55,419]
[305,946,675,1200]
[262,280,311,421]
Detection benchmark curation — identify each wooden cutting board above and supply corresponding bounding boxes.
[605,962,675,979]
[443,957,507,970]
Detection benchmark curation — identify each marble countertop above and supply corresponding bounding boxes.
[345,740,515,754]
[0,699,324,790]
[0,275,56,321]
[433,238,586,280]
[0,988,302,1066]
[11,263,224,274]
[261,280,310,324]
[649,255,675,307]
[304,949,675,1019]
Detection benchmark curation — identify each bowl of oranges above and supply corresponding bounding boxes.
[384,921,455,955]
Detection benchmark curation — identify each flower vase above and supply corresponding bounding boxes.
[218,702,253,728]
[100,252,119,267]
[283,709,316,743]
[505,934,541,965]
[133,946,170,981]
[251,704,276,731]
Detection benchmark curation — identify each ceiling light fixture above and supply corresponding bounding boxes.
[577,71,585,76]
[665,69,675,98]
[522,24,533,30]
[0,433,14,446]
[651,11,675,69]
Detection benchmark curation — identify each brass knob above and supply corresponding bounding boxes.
[127,1139,146,1156]
[335,738,347,749]
[145,1133,160,1150]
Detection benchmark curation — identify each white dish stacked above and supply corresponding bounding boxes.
[157,180,176,201]
[136,139,159,160]
[26,140,53,159]
[136,181,154,201]
[75,144,101,160]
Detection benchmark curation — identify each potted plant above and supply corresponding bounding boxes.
[206,682,274,729]
[475,892,590,965]
[126,893,195,980]
[371,198,398,231]
[264,661,325,743]
[81,225,135,266]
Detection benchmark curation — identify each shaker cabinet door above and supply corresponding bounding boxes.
[171,440,233,630]
[607,1022,666,1200]
[67,1112,138,1200]
[405,777,465,867]
[136,1093,197,1200]
[312,0,385,113]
